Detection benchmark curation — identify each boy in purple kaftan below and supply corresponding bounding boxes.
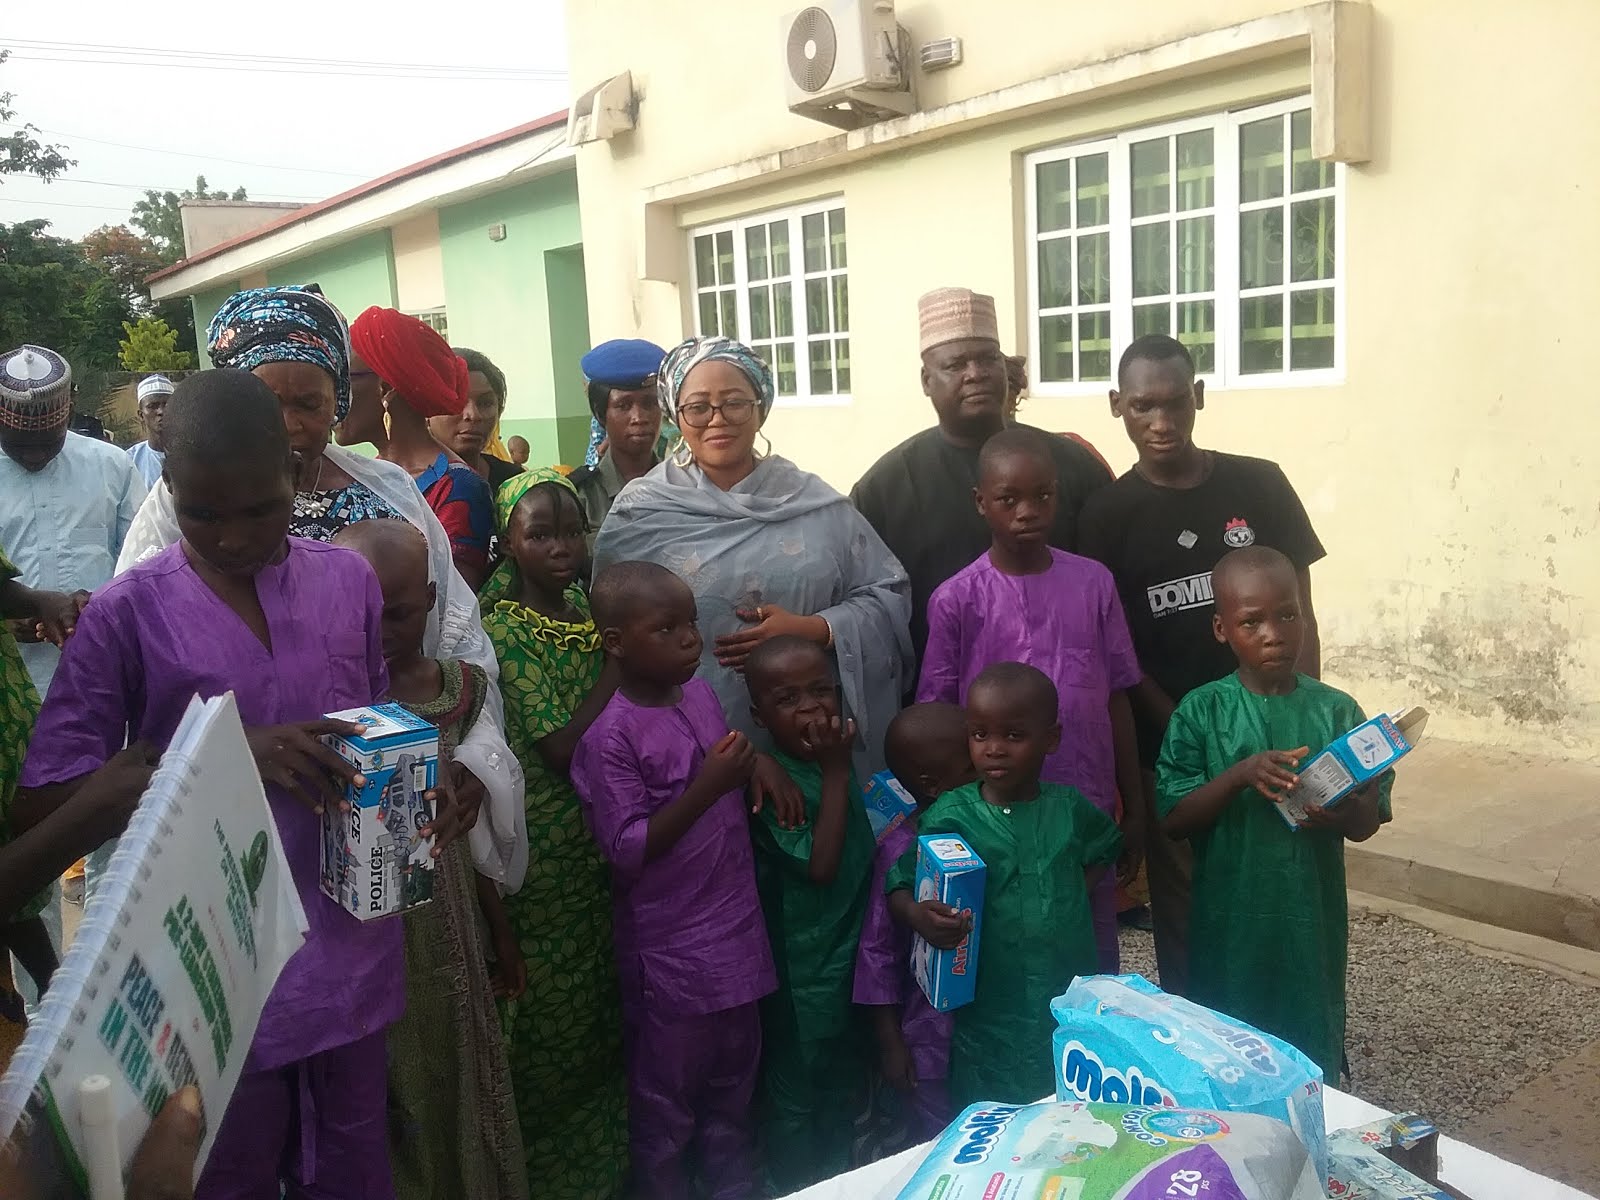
[572,561,777,1200]
[918,429,1143,971]
[853,703,974,1143]
[18,371,399,1200]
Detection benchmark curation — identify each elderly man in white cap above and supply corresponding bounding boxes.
[851,287,1111,677]
[0,344,146,698]
[126,373,174,489]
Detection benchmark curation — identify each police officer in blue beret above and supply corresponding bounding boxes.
[570,339,670,558]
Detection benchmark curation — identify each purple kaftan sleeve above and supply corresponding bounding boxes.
[853,830,912,1006]
[21,589,138,787]
[915,577,964,705]
[1097,566,1144,692]
[570,725,652,883]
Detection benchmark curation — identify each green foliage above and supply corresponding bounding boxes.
[131,174,248,262]
[0,50,73,183]
[80,224,200,360]
[118,316,192,372]
[0,220,132,373]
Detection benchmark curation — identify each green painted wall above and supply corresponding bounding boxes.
[266,230,396,321]
[191,285,237,367]
[438,172,590,468]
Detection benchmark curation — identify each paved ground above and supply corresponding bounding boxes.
[1119,911,1600,1196]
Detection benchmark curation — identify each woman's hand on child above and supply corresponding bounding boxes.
[422,760,484,854]
[701,730,758,796]
[245,720,367,814]
[803,715,856,771]
[33,589,90,648]
[911,899,971,950]
[1233,747,1308,799]
[748,752,807,828]
[714,605,829,671]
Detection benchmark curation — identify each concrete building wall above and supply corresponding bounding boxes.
[179,201,302,258]
[437,172,591,466]
[564,0,1600,759]
[264,229,398,319]
[391,211,447,314]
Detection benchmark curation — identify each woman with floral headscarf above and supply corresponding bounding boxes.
[481,468,628,1199]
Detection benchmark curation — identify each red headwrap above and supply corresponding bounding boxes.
[349,307,470,419]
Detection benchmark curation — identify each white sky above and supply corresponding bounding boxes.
[0,3,571,240]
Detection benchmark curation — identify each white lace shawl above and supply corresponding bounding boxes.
[115,444,529,892]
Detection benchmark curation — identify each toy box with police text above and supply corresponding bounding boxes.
[318,703,439,920]
[1278,707,1428,829]
[912,835,985,1012]
[864,768,920,843]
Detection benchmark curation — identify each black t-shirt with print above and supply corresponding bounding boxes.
[1077,451,1326,764]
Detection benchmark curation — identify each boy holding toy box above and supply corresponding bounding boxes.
[1157,546,1391,1081]
[887,663,1120,1109]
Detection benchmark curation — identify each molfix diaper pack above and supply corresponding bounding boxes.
[319,703,439,920]
[1051,976,1328,1184]
[893,1100,1324,1199]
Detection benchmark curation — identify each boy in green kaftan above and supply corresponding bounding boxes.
[888,662,1121,1109]
[745,636,877,1192]
[1157,547,1391,1082]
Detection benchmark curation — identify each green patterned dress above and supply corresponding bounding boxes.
[484,587,628,1200]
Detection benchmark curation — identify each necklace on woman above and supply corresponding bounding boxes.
[300,454,325,496]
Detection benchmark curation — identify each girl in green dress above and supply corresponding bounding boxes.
[482,468,628,1200]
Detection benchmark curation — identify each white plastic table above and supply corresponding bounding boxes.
[782,1088,1596,1199]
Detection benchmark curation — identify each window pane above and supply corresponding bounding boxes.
[1078,311,1112,381]
[1240,208,1284,290]
[1240,116,1285,204]
[694,235,716,287]
[1177,215,1214,293]
[834,338,851,392]
[1290,196,1335,282]
[1132,223,1170,298]
[774,342,798,396]
[1038,238,1073,309]
[1076,153,1110,227]
[1038,314,1074,382]
[832,276,850,332]
[1076,232,1110,306]
[715,231,736,284]
[750,285,772,340]
[808,339,834,394]
[746,225,769,282]
[1176,299,1216,374]
[770,221,792,277]
[1291,109,1334,193]
[1239,294,1284,374]
[802,212,827,272]
[1176,130,1215,211]
[1290,288,1336,370]
[1133,303,1169,337]
[774,279,795,336]
[698,292,719,334]
[719,291,738,338]
[828,209,848,269]
[805,277,831,333]
[1037,160,1073,233]
[1130,138,1170,218]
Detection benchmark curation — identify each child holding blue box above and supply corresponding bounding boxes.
[1157,546,1390,1082]
[887,663,1121,1108]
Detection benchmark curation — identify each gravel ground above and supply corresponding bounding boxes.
[1117,909,1600,1136]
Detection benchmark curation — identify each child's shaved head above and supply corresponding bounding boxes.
[590,560,686,629]
[333,517,428,574]
[1212,546,1298,616]
[977,426,1057,488]
[885,702,975,806]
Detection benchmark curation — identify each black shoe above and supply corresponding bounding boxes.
[1117,905,1154,931]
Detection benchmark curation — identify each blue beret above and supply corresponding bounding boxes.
[581,338,667,388]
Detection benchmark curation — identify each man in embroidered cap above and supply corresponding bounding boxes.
[851,289,1110,677]
[568,338,668,557]
[0,345,146,697]
[126,373,174,489]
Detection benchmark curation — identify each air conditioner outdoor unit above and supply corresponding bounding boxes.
[782,0,916,130]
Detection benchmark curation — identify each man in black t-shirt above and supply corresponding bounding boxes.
[1078,334,1325,995]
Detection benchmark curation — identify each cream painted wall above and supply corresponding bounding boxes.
[565,0,1600,759]
[391,211,447,314]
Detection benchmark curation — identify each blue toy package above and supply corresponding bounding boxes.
[893,1100,1324,1199]
[863,768,919,843]
[911,835,985,1011]
[1051,975,1328,1185]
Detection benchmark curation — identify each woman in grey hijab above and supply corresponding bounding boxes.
[593,335,912,780]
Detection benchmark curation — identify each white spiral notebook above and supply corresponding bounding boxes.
[0,693,309,1198]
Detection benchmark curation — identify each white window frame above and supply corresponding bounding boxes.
[1025,95,1345,397]
[687,197,852,408]
[408,307,449,339]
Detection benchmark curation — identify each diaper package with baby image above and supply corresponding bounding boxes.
[319,703,439,920]
[893,1100,1324,1199]
[1052,975,1328,1184]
